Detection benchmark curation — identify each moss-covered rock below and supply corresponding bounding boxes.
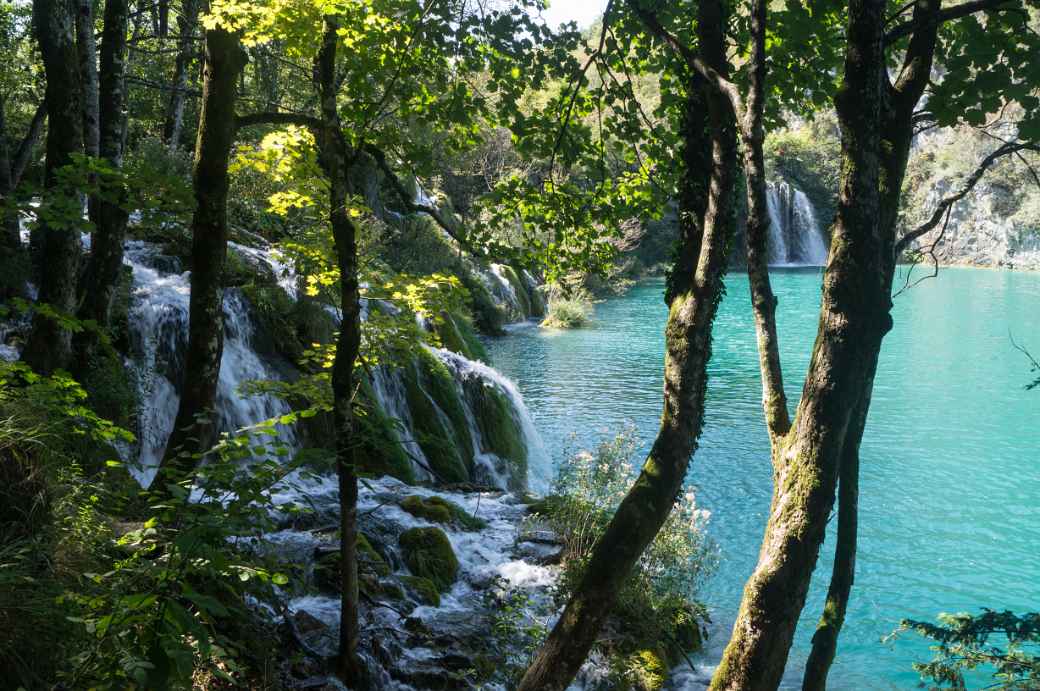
[459,269,507,335]
[434,311,488,362]
[463,378,527,491]
[314,533,391,592]
[400,495,487,531]
[355,377,416,483]
[400,575,441,607]
[399,527,459,591]
[402,349,473,484]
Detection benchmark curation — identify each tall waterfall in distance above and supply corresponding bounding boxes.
[765,180,829,265]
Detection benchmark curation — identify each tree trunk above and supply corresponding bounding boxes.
[79,0,129,331]
[801,396,865,690]
[312,16,366,687]
[75,0,99,158]
[24,0,84,375]
[0,101,18,256]
[163,0,200,150]
[709,1,893,687]
[516,9,737,687]
[161,26,246,479]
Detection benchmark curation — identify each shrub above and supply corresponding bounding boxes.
[541,296,592,329]
[528,427,716,680]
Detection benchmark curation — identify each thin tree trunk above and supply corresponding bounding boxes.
[801,396,865,690]
[75,0,99,158]
[709,1,896,687]
[739,0,790,440]
[79,0,129,331]
[161,26,246,479]
[516,9,737,687]
[313,16,366,687]
[0,100,18,254]
[163,0,200,150]
[24,0,85,375]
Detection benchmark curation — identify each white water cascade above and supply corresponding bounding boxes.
[123,240,298,486]
[765,181,828,266]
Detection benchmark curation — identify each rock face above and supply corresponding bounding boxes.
[897,127,1040,270]
[901,176,1040,270]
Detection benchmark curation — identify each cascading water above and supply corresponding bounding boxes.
[122,240,298,486]
[765,180,828,265]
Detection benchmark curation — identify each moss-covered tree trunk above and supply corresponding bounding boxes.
[24,0,84,375]
[708,0,945,685]
[161,27,246,477]
[313,16,366,688]
[79,0,129,331]
[517,9,737,688]
[163,0,199,150]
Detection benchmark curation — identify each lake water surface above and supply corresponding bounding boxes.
[486,266,1040,689]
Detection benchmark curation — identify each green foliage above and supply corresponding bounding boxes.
[463,376,527,490]
[400,494,487,531]
[894,610,1040,690]
[541,296,593,329]
[398,526,459,592]
[471,582,548,685]
[528,427,715,674]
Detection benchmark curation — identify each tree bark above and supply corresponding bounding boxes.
[312,16,367,688]
[801,396,865,690]
[75,0,99,159]
[161,26,246,478]
[24,0,85,375]
[516,8,737,688]
[163,0,200,150]
[709,0,892,687]
[79,0,129,331]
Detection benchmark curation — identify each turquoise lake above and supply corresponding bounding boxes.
[485,267,1040,689]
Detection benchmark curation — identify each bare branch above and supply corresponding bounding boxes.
[894,140,1037,256]
[359,142,478,256]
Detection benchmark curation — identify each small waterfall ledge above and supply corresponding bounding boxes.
[765,180,829,266]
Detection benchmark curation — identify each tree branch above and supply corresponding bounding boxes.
[885,0,1018,44]
[360,142,477,255]
[894,140,1037,256]
[626,1,744,123]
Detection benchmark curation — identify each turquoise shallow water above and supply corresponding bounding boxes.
[486,266,1040,689]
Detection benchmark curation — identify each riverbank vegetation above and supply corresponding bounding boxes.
[1,0,1038,688]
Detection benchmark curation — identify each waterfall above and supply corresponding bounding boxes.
[123,240,298,487]
[765,181,828,265]
[435,347,550,491]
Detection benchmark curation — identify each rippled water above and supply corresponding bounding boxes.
[486,267,1040,689]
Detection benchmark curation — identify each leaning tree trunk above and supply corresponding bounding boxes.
[79,0,129,332]
[516,8,738,685]
[312,16,366,687]
[0,102,18,261]
[161,27,246,479]
[709,1,894,687]
[163,0,200,150]
[24,0,85,375]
